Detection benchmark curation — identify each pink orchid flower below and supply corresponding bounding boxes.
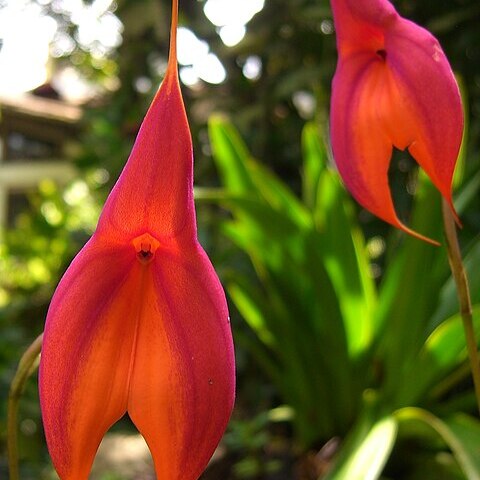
[39,2,235,478]
[330,0,463,243]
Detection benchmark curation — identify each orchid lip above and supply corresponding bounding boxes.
[132,233,160,264]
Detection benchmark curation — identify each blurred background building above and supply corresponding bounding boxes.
[0,87,81,229]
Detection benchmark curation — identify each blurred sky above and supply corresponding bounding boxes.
[0,0,264,97]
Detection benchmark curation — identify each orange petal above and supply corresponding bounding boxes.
[39,239,137,479]
[96,2,194,243]
[128,240,235,479]
[40,233,235,480]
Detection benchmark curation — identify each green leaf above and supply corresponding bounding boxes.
[452,75,468,190]
[325,408,398,480]
[208,117,370,443]
[228,280,275,348]
[301,122,327,210]
[209,116,311,228]
[376,176,449,403]
[454,171,480,214]
[313,170,377,358]
[208,115,256,195]
[221,196,356,442]
[243,159,311,228]
[397,306,480,405]
[431,240,480,329]
[395,408,480,480]
[221,198,306,271]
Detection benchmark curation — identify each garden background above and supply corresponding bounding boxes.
[1,0,480,478]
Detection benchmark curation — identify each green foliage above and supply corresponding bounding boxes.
[223,407,292,479]
[322,401,398,480]
[207,116,480,479]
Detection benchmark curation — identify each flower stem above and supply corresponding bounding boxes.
[7,333,43,480]
[442,199,480,414]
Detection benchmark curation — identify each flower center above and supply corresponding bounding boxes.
[132,233,160,264]
[376,49,387,60]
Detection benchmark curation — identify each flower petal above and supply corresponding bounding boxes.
[96,54,194,242]
[127,240,235,480]
[39,240,137,479]
[331,0,396,55]
[331,52,398,227]
[330,0,463,240]
[387,19,463,215]
[40,235,234,480]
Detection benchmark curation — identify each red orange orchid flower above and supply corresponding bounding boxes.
[39,2,235,478]
[330,0,463,243]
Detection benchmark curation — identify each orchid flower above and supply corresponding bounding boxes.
[329,0,463,243]
[38,2,235,478]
